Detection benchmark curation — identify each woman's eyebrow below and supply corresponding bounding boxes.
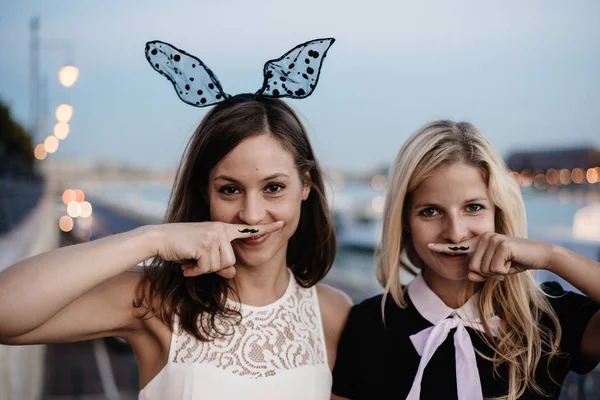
[262,173,289,181]
[213,175,239,184]
[464,196,488,203]
[412,202,441,209]
[213,172,290,183]
[413,197,489,209]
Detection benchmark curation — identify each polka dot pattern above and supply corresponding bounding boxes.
[255,38,335,99]
[145,38,335,107]
[145,41,229,107]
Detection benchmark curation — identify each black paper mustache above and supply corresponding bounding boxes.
[238,228,260,234]
[448,246,470,251]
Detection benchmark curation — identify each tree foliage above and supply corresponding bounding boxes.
[0,100,34,165]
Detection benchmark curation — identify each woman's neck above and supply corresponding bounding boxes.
[228,263,291,307]
[422,269,477,309]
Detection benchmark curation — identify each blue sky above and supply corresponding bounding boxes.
[1,0,599,172]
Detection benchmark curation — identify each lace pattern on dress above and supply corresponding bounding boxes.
[171,279,326,379]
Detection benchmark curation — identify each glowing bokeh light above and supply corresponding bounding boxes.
[80,201,93,218]
[53,122,70,140]
[509,171,520,182]
[587,168,599,184]
[533,174,547,190]
[66,201,82,218]
[34,144,47,160]
[559,169,571,185]
[58,65,79,87]
[74,189,85,203]
[44,136,59,154]
[572,204,600,241]
[55,104,73,123]
[372,196,385,213]
[370,174,387,191]
[520,170,533,187]
[59,215,74,232]
[545,169,559,186]
[62,189,77,205]
[571,168,585,184]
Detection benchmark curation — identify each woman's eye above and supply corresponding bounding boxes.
[420,208,438,217]
[219,186,240,195]
[265,183,285,193]
[466,204,483,212]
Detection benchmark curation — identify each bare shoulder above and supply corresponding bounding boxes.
[316,283,353,332]
[316,283,353,367]
[317,283,353,312]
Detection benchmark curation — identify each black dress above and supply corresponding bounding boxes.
[332,282,599,399]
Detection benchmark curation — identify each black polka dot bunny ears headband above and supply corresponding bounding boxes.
[145,37,335,107]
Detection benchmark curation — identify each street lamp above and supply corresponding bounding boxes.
[29,18,78,160]
[58,65,79,87]
[55,104,73,122]
[53,122,70,140]
[33,143,47,160]
[44,135,59,153]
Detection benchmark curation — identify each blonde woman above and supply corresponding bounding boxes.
[332,120,600,400]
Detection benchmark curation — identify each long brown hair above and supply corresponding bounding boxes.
[377,120,562,399]
[134,95,336,341]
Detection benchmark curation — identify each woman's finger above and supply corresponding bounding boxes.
[209,245,220,272]
[468,271,487,282]
[194,253,210,276]
[216,266,236,279]
[427,239,477,254]
[489,243,511,275]
[181,262,194,274]
[469,233,491,276]
[219,240,236,268]
[227,221,284,241]
[479,238,499,276]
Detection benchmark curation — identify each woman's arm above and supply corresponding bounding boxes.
[429,233,600,362]
[0,225,158,342]
[546,244,600,303]
[545,244,600,361]
[0,220,283,344]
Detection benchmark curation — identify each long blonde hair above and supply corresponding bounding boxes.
[377,120,562,399]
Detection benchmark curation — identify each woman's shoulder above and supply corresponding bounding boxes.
[316,283,353,327]
[316,283,353,308]
[539,280,599,321]
[346,293,390,327]
[538,280,600,374]
[351,289,408,316]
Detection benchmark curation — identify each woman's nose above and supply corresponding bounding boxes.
[238,193,266,225]
[442,214,469,244]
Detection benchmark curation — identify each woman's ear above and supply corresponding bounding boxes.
[302,171,312,201]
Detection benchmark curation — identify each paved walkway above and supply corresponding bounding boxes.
[0,181,59,400]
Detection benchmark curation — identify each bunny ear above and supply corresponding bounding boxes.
[255,38,335,99]
[145,40,229,107]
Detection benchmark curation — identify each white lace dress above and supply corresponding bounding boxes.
[138,273,331,399]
